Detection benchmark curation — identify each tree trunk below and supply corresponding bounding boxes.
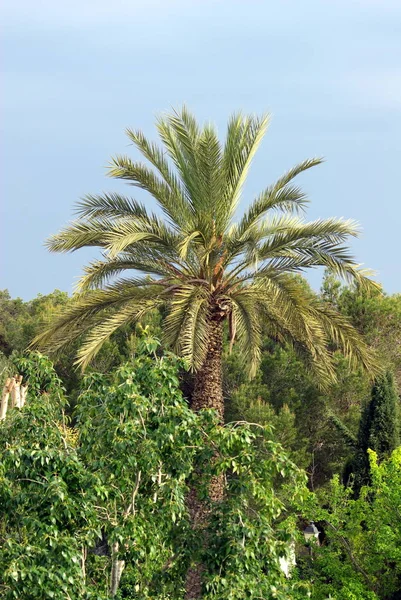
[0,378,14,420]
[20,384,28,407]
[81,546,87,584]
[1,377,26,419]
[11,375,22,409]
[110,542,125,597]
[191,319,224,420]
[185,318,224,599]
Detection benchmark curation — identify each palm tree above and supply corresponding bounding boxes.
[36,108,377,408]
[35,109,378,597]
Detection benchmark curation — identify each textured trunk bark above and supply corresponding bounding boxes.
[191,319,224,420]
[0,378,13,420]
[81,546,87,585]
[110,542,125,597]
[11,376,22,409]
[20,384,28,407]
[185,319,225,599]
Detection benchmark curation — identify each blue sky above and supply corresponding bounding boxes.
[2,0,401,299]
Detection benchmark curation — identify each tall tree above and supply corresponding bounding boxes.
[361,371,400,457]
[35,108,379,598]
[334,371,400,493]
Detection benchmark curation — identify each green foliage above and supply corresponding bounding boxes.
[323,274,401,385]
[0,352,12,387]
[226,374,309,468]
[12,352,65,397]
[225,339,371,487]
[76,340,310,598]
[75,344,201,597]
[3,277,387,493]
[0,358,100,599]
[0,289,164,404]
[201,424,309,600]
[0,289,81,394]
[301,448,401,599]
[0,344,313,599]
[0,289,69,356]
[2,277,401,599]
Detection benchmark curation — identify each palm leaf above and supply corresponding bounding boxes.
[163,286,211,370]
[75,299,162,370]
[236,158,323,238]
[222,113,270,225]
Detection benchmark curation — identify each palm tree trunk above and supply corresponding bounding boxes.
[191,319,224,420]
[185,318,224,599]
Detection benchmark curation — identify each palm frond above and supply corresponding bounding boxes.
[168,106,201,158]
[196,123,223,222]
[75,193,148,220]
[255,274,379,379]
[229,292,262,378]
[307,298,381,375]
[236,158,323,238]
[229,276,341,385]
[156,117,200,212]
[163,108,203,198]
[177,292,210,370]
[76,253,175,291]
[163,285,211,370]
[124,128,195,227]
[328,412,358,449]
[46,219,115,252]
[221,114,270,226]
[178,231,204,260]
[250,243,377,292]
[235,216,361,273]
[107,156,189,232]
[75,299,161,370]
[33,279,166,354]
[226,213,356,270]
[102,215,180,258]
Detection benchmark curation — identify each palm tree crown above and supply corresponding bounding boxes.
[36,108,378,385]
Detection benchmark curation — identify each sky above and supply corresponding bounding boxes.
[2,0,401,300]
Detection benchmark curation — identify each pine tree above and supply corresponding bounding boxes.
[344,371,399,493]
[361,371,399,456]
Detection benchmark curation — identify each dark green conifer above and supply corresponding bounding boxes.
[344,371,399,493]
[362,371,399,456]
